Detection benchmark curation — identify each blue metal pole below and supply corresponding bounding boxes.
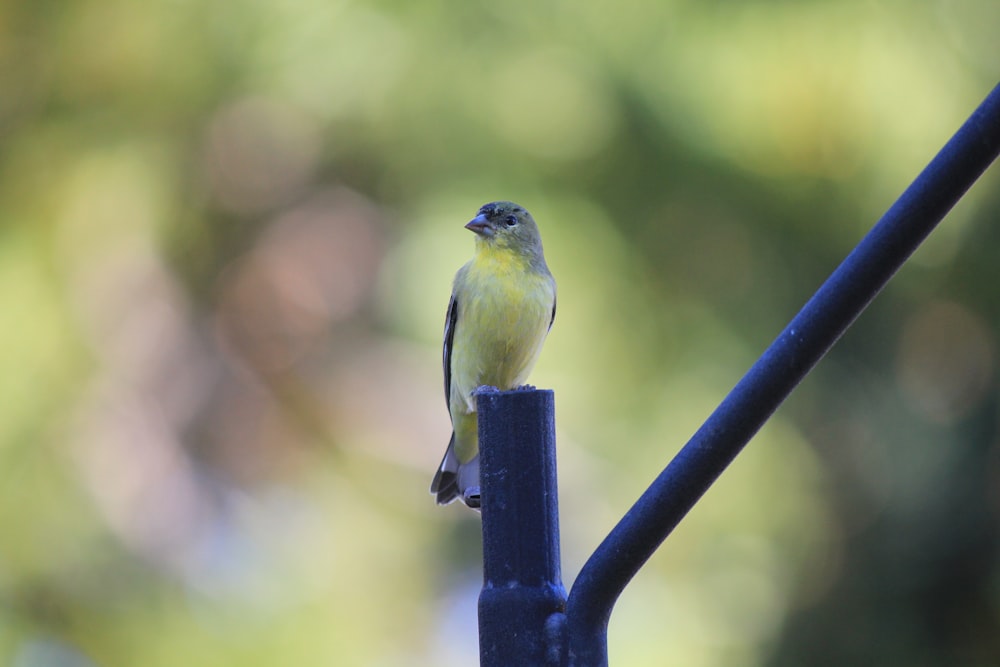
[565,82,1000,666]
[477,387,567,667]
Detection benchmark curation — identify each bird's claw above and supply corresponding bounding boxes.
[463,487,482,509]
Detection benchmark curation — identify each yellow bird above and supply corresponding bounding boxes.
[431,201,557,508]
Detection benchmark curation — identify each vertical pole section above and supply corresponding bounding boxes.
[477,387,567,667]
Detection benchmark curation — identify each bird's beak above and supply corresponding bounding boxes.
[465,214,493,237]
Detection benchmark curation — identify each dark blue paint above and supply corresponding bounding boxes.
[477,387,567,666]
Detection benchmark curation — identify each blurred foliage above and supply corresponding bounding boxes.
[1,0,999,665]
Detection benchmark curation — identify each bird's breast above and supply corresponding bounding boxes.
[452,254,554,402]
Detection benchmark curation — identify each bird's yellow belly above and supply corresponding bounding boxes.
[449,264,553,461]
[452,281,549,394]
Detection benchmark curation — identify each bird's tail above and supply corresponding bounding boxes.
[431,434,461,505]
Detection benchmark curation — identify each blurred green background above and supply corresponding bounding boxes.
[2,0,999,665]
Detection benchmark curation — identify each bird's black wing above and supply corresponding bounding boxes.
[442,292,458,415]
[549,295,556,331]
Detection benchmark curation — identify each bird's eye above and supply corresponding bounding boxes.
[504,215,518,227]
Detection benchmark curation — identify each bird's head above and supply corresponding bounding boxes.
[465,201,544,258]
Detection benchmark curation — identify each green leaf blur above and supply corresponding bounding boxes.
[1,0,998,665]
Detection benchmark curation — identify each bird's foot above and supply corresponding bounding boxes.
[463,487,482,509]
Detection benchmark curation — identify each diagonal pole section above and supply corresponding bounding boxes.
[565,82,1000,667]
